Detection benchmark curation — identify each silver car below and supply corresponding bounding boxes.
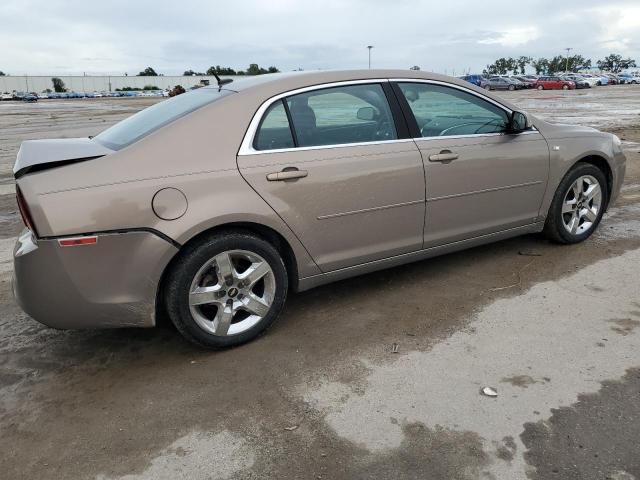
[12,70,626,348]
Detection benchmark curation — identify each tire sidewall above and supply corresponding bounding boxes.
[165,232,288,348]
[547,164,608,244]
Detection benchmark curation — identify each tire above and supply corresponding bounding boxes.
[508,85,515,91]
[562,84,569,90]
[484,84,491,90]
[164,231,288,348]
[537,85,544,90]
[543,163,608,244]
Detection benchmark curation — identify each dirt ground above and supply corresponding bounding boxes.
[1,86,639,480]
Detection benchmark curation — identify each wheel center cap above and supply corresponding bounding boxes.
[227,287,239,298]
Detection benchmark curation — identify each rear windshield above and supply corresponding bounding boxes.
[94,88,232,150]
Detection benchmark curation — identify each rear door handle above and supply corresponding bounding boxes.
[266,168,308,181]
[428,151,459,163]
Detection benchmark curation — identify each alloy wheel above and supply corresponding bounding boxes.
[188,250,275,336]
[561,175,602,235]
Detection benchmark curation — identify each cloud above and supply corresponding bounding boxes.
[0,0,638,75]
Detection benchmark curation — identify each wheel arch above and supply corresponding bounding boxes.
[575,154,613,208]
[154,221,302,327]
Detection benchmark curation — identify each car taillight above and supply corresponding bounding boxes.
[16,186,38,236]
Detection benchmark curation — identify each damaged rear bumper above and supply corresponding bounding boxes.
[12,229,178,329]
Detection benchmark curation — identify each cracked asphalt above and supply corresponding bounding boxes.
[1,86,639,479]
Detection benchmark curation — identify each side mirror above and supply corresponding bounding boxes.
[356,106,377,121]
[509,111,530,133]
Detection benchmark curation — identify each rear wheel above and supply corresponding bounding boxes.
[543,163,608,244]
[165,231,288,348]
[562,84,569,90]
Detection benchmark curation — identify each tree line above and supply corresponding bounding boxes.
[137,64,280,77]
[484,53,636,76]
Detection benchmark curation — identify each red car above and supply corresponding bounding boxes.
[535,76,576,90]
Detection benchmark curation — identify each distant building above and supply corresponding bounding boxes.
[0,75,239,93]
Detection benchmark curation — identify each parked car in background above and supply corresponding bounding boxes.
[1,92,13,100]
[482,76,522,90]
[534,76,576,90]
[22,93,38,102]
[459,74,485,87]
[559,74,591,89]
[11,70,626,348]
[594,74,609,86]
[570,74,600,87]
[511,76,536,88]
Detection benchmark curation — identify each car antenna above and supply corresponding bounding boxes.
[212,73,233,88]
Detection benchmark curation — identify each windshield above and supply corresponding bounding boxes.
[94,88,232,150]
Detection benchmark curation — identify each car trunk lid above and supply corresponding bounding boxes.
[13,138,113,179]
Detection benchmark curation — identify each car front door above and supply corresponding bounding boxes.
[394,81,549,247]
[237,82,426,272]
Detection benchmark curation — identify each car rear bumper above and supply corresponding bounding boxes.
[12,229,179,329]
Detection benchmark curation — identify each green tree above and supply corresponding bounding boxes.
[245,64,279,75]
[484,58,515,75]
[516,56,532,74]
[51,77,66,92]
[531,58,549,75]
[206,66,238,75]
[183,69,205,76]
[137,67,158,76]
[0,71,5,76]
[597,54,636,73]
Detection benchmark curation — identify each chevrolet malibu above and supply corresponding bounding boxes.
[12,70,626,348]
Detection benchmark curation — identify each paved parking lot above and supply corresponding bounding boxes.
[1,86,639,479]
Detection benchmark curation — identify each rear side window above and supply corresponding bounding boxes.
[253,100,295,151]
[286,84,397,148]
[94,88,231,150]
[397,82,509,137]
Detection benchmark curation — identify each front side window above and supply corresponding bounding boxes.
[397,82,509,137]
[285,84,397,148]
[94,88,231,150]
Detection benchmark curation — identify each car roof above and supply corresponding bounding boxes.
[208,69,478,93]
[198,69,521,113]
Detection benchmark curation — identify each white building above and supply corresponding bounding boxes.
[0,75,241,93]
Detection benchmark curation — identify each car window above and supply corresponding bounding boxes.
[94,88,232,150]
[253,100,295,151]
[397,82,509,137]
[285,84,397,147]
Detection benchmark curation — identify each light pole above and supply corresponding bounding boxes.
[367,46,374,69]
[564,47,573,72]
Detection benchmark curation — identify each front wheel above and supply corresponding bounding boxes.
[543,163,608,244]
[164,231,288,348]
[508,85,515,91]
[537,85,544,90]
[484,84,491,90]
[562,84,569,90]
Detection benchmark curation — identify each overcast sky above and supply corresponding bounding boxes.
[2,0,639,75]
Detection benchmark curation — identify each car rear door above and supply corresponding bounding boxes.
[393,80,549,247]
[237,81,426,272]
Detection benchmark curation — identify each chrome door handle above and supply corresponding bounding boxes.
[266,168,308,181]
[428,151,459,163]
